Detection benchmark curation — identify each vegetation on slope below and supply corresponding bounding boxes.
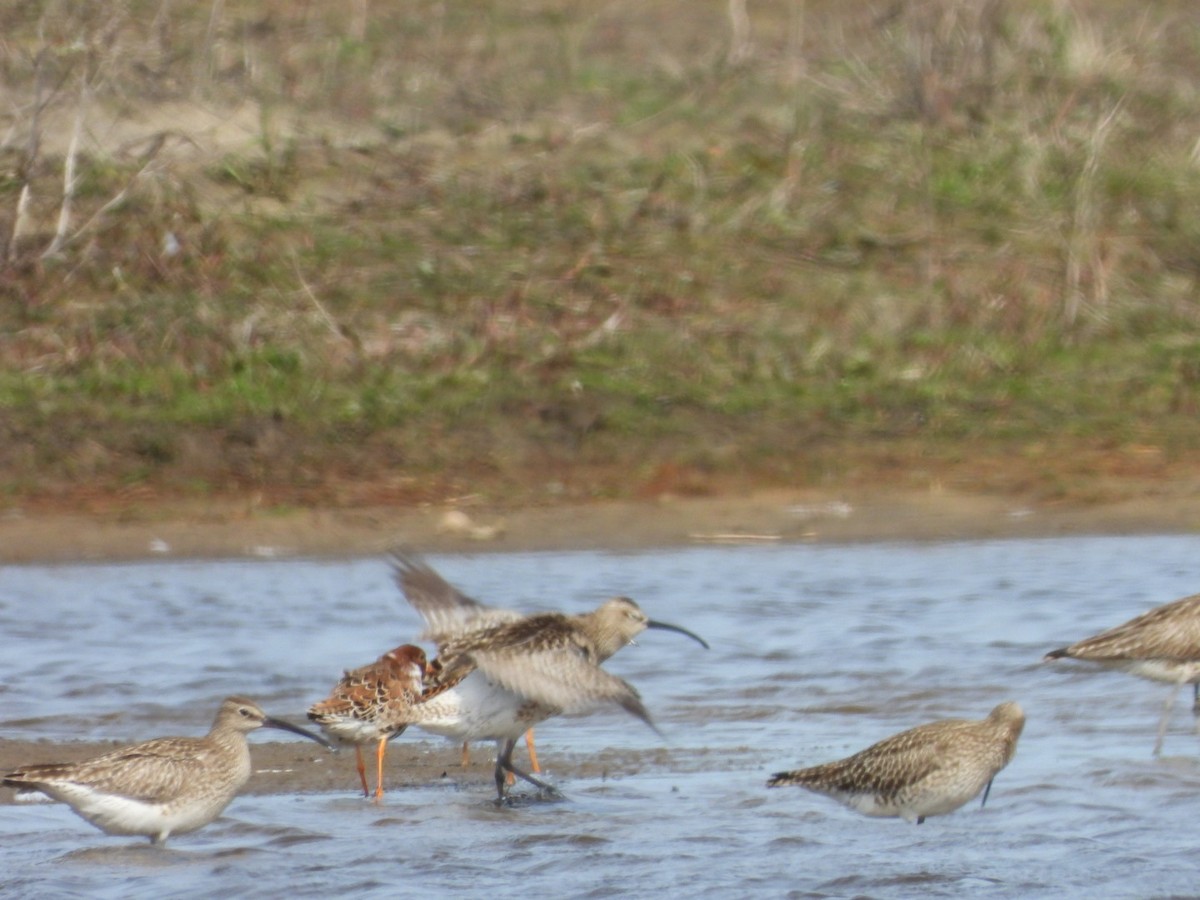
[2,1,1199,508]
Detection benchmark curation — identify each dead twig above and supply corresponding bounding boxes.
[291,251,360,349]
[41,134,173,259]
[41,74,87,259]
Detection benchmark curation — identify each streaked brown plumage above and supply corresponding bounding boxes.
[392,550,524,646]
[391,550,539,776]
[768,702,1025,824]
[307,644,427,800]
[1044,591,1200,754]
[389,550,710,800]
[3,697,332,844]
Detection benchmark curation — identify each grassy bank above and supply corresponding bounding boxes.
[2,0,1198,508]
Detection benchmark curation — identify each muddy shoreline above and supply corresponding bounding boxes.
[0,737,671,804]
[3,484,1198,564]
[2,483,1197,804]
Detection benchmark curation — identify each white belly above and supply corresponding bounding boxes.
[42,782,237,842]
[317,717,392,747]
[416,672,554,742]
[1116,659,1200,685]
[839,765,992,823]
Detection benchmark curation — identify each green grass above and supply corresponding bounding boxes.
[2,0,1199,502]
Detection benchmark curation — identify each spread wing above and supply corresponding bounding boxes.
[390,548,521,643]
[467,627,657,730]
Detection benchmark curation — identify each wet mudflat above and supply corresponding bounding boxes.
[2,537,1199,898]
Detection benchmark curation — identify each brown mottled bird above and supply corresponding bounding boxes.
[1044,591,1200,755]
[387,550,710,801]
[308,644,428,800]
[391,549,525,646]
[390,550,538,775]
[3,697,332,844]
[768,702,1025,824]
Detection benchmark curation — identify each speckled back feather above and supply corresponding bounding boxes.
[768,702,1025,821]
[308,645,427,734]
[387,607,658,732]
[1045,593,1200,662]
[6,742,223,805]
[390,548,522,644]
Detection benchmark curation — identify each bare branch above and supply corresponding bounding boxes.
[41,75,88,259]
[291,251,358,348]
[41,134,173,258]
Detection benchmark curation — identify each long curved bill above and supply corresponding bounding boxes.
[646,619,710,649]
[263,716,339,751]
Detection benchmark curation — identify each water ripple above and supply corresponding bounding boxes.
[3,537,1200,897]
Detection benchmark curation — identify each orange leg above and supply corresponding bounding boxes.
[374,738,388,802]
[525,729,540,774]
[354,746,369,797]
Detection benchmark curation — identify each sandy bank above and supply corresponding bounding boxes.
[3,484,1198,564]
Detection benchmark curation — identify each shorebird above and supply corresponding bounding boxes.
[308,644,428,800]
[390,550,538,775]
[391,549,525,645]
[1044,591,1200,755]
[388,550,709,801]
[2,697,333,845]
[767,702,1025,824]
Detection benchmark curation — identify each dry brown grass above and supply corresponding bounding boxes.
[2,0,1200,509]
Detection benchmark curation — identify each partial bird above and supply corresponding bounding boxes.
[1044,591,1200,755]
[389,550,709,800]
[767,702,1025,824]
[391,549,539,774]
[308,644,428,800]
[2,697,333,844]
[392,548,525,645]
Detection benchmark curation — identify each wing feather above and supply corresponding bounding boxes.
[7,740,210,805]
[470,639,654,727]
[390,548,521,642]
[1062,593,1200,661]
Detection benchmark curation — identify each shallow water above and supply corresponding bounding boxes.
[3,536,1200,898]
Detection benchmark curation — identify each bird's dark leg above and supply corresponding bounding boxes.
[916,816,925,825]
[1191,683,1200,741]
[495,738,558,801]
[355,746,369,798]
[493,739,515,800]
[980,777,994,808]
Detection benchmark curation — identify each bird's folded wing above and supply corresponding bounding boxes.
[35,743,207,804]
[830,732,949,795]
[1068,608,1200,659]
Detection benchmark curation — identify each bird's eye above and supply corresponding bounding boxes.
[239,707,254,718]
